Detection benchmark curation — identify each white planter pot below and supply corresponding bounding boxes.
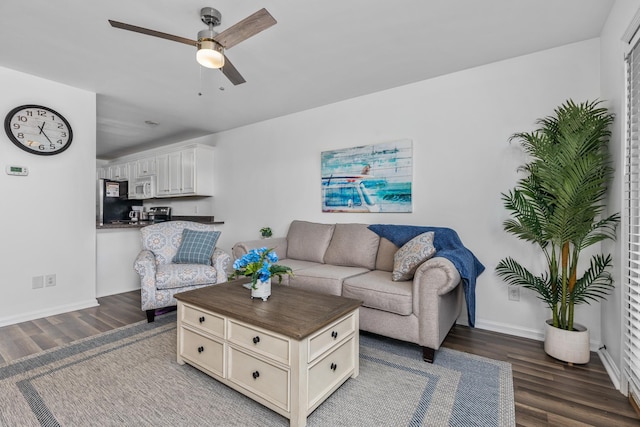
[251,278,271,301]
[544,320,590,364]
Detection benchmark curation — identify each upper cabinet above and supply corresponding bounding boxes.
[100,143,214,199]
[107,162,130,181]
[155,146,212,197]
[135,157,156,178]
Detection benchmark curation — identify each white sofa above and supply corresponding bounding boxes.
[232,220,483,362]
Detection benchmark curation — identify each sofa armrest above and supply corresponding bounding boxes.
[232,237,289,260]
[134,250,158,312]
[414,257,461,297]
[134,250,156,280]
[412,256,463,350]
[212,247,232,281]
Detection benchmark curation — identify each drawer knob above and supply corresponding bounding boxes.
[331,331,338,339]
[199,316,205,323]
[252,371,260,379]
[252,336,260,344]
[330,362,337,371]
[197,346,204,353]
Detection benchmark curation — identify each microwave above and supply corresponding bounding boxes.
[129,176,156,199]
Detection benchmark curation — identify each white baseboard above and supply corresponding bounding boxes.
[598,347,622,391]
[472,318,603,352]
[473,318,544,341]
[96,285,140,298]
[0,299,99,328]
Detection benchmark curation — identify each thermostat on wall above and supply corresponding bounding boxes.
[6,165,28,176]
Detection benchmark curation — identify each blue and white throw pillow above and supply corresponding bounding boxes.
[172,229,221,266]
[392,231,436,281]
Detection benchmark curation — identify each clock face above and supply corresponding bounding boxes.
[4,105,73,155]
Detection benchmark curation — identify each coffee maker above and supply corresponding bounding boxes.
[148,206,172,222]
[128,206,143,222]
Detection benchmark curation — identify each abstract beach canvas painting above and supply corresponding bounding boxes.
[321,139,413,213]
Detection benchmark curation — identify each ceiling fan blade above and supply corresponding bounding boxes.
[108,20,197,46]
[213,8,276,49]
[221,56,246,85]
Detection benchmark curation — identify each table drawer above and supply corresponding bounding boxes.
[308,337,355,409]
[180,328,224,378]
[228,346,289,411]
[181,304,224,338]
[308,313,356,362]
[228,320,290,364]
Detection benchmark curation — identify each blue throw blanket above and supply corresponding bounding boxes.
[368,224,485,327]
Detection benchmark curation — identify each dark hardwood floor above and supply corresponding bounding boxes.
[0,290,638,426]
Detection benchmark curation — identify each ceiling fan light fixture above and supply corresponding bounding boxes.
[197,39,225,69]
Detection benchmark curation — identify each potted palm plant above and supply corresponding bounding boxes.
[496,99,619,364]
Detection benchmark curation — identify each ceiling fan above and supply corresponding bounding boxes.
[109,7,277,85]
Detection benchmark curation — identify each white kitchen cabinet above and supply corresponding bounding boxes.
[135,157,156,177]
[155,154,170,196]
[107,162,129,181]
[155,145,213,197]
[101,143,213,198]
[168,151,182,194]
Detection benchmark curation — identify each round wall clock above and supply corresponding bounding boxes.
[4,104,73,155]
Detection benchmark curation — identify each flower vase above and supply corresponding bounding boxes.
[251,278,271,301]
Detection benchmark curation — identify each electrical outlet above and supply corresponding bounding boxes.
[32,276,44,289]
[508,287,520,301]
[45,274,56,287]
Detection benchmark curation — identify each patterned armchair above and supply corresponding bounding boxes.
[134,221,231,322]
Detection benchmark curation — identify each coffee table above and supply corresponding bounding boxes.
[174,279,362,427]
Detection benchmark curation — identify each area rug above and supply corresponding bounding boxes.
[0,314,515,426]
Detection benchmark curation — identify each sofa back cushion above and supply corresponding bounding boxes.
[375,237,398,272]
[286,221,335,263]
[323,223,380,269]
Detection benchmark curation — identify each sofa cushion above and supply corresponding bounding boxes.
[290,264,369,296]
[323,223,380,269]
[173,229,221,265]
[375,237,398,272]
[270,258,318,286]
[392,231,436,281]
[155,263,219,290]
[286,221,335,263]
[343,270,413,316]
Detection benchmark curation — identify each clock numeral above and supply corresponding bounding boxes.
[37,110,47,117]
[16,132,24,139]
[57,139,63,144]
[38,144,45,151]
[50,144,56,150]
[12,123,20,130]
[17,115,27,122]
[60,132,66,138]
[25,111,33,116]
[57,123,63,129]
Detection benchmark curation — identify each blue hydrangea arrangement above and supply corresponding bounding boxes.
[231,247,293,289]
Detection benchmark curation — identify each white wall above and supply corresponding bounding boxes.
[0,66,97,326]
[600,0,640,388]
[210,39,602,343]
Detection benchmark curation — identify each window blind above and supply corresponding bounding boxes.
[624,37,640,401]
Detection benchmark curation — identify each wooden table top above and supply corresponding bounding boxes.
[174,279,362,340]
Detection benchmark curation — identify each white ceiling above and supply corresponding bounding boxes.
[0,0,614,159]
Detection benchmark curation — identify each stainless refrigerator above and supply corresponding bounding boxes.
[97,179,142,225]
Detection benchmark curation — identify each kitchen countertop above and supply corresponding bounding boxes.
[97,216,223,229]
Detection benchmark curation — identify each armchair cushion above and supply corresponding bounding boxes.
[155,263,219,290]
[392,231,436,281]
[173,229,221,265]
